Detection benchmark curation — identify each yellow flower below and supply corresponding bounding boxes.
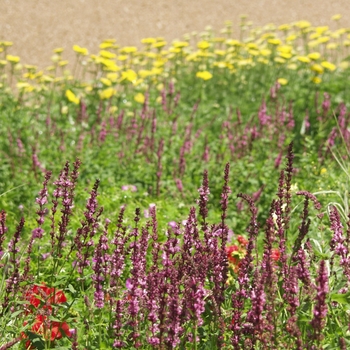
[6,55,20,63]
[278,24,290,31]
[308,52,321,60]
[296,56,310,63]
[214,50,226,56]
[58,60,69,67]
[121,69,137,82]
[23,72,36,79]
[99,87,116,99]
[317,36,330,44]
[61,106,68,115]
[51,54,60,63]
[310,64,324,74]
[120,46,137,54]
[118,55,128,61]
[267,38,281,45]
[99,50,116,59]
[326,43,338,50]
[340,61,349,70]
[54,77,64,83]
[246,43,258,50]
[169,47,181,54]
[17,82,31,90]
[213,61,227,68]
[0,60,8,66]
[53,47,64,54]
[152,41,167,49]
[85,85,93,93]
[73,45,88,55]
[277,45,293,54]
[260,49,272,56]
[277,78,288,85]
[196,71,213,80]
[102,38,117,44]
[2,41,13,47]
[261,33,275,40]
[141,37,157,45]
[138,69,153,79]
[315,26,329,35]
[320,168,327,175]
[287,63,298,70]
[335,28,347,35]
[35,71,43,78]
[101,60,120,72]
[286,34,298,42]
[134,92,145,104]
[257,57,268,64]
[100,77,112,86]
[321,61,336,71]
[173,41,189,48]
[109,106,118,114]
[274,57,285,64]
[197,40,210,50]
[249,49,260,56]
[153,58,167,67]
[65,89,80,104]
[106,73,119,82]
[226,39,241,46]
[99,42,114,49]
[309,32,321,40]
[331,14,342,21]
[295,20,311,29]
[308,40,319,48]
[312,76,322,84]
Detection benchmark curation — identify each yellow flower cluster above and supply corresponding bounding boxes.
[0,15,348,102]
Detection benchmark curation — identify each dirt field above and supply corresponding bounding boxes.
[1,0,350,68]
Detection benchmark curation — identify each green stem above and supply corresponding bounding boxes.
[193,320,197,350]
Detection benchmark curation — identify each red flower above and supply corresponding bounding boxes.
[271,248,280,261]
[226,245,245,273]
[25,283,67,310]
[31,315,71,340]
[226,245,239,264]
[22,283,71,348]
[237,235,248,247]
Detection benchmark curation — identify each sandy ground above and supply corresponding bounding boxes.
[1,0,350,68]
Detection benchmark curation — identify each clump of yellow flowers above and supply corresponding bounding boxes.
[0,14,349,104]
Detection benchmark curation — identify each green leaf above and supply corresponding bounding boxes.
[26,332,45,350]
[330,292,350,304]
[68,283,76,294]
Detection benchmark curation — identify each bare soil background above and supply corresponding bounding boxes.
[1,0,350,69]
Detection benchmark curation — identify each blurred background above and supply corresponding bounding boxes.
[1,0,350,68]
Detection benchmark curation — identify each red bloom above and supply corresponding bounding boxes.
[226,245,239,264]
[31,315,71,340]
[22,283,71,348]
[237,235,248,247]
[25,283,67,309]
[271,248,280,261]
[226,245,245,273]
[23,315,71,349]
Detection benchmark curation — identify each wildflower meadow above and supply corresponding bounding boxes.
[1,15,350,349]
